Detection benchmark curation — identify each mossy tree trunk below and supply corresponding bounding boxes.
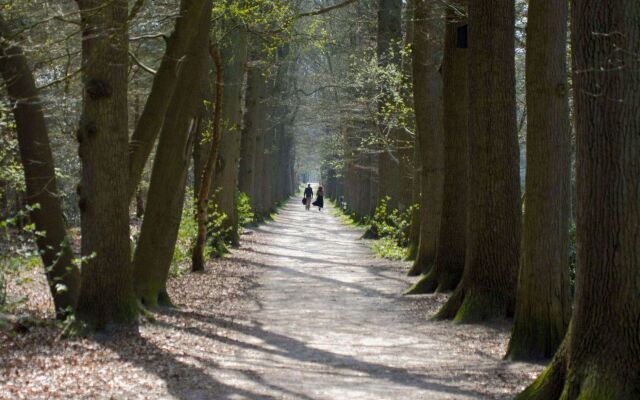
[0,15,80,318]
[517,1,640,398]
[506,0,571,361]
[74,0,137,328]
[132,6,211,308]
[406,0,444,277]
[435,0,520,323]
[407,2,468,292]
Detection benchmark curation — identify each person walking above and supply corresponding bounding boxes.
[303,184,313,210]
[313,186,324,212]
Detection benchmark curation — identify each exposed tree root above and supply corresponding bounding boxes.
[157,288,176,308]
[433,287,463,320]
[516,343,566,400]
[406,260,431,277]
[403,272,437,295]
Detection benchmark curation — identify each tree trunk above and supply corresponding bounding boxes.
[518,1,640,398]
[406,2,468,292]
[132,6,211,307]
[192,63,214,201]
[435,0,520,323]
[212,28,248,244]
[406,141,421,262]
[252,100,266,217]
[376,0,402,210]
[75,0,137,327]
[260,123,275,215]
[0,15,80,318]
[238,60,266,204]
[127,0,210,200]
[506,0,571,361]
[406,0,444,277]
[192,44,223,273]
[398,0,415,213]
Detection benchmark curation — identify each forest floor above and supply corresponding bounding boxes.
[1,199,543,399]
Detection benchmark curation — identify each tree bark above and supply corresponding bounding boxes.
[127,0,210,200]
[212,27,248,244]
[0,15,80,318]
[376,0,403,210]
[238,60,266,204]
[518,1,640,398]
[132,5,211,307]
[75,0,137,327]
[192,43,223,273]
[406,0,444,277]
[435,0,520,323]
[398,0,415,213]
[506,0,571,361]
[406,2,468,292]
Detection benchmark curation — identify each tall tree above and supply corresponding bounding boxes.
[133,5,212,307]
[507,0,571,361]
[212,26,248,246]
[435,0,520,323]
[518,1,640,398]
[238,60,266,204]
[406,0,444,277]
[406,1,467,291]
[127,0,211,199]
[74,0,137,327]
[0,14,80,318]
[376,0,402,209]
[192,43,223,273]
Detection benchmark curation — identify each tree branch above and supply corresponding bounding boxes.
[128,50,157,75]
[297,0,359,18]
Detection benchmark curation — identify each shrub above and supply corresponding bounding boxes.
[236,191,255,229]
[366,196,416,248]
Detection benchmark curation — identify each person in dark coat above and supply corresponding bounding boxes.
[312,186,324,211]
[303,184,313,210]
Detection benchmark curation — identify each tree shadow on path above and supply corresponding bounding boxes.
[147,309,493,399]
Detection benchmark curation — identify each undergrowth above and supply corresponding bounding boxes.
[333,196,416,260]
[0,206,41,313]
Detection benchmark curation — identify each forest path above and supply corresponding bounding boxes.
[213,198,538,399]
[0,197,541,399]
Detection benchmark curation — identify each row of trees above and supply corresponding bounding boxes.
[0,0,304,327]
[311,0,639,398]
[0,0,638,397]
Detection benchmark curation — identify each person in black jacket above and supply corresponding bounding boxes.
[303,184,313,210]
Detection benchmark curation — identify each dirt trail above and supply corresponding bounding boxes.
[1,197,541,400]
[212,199,541,399]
